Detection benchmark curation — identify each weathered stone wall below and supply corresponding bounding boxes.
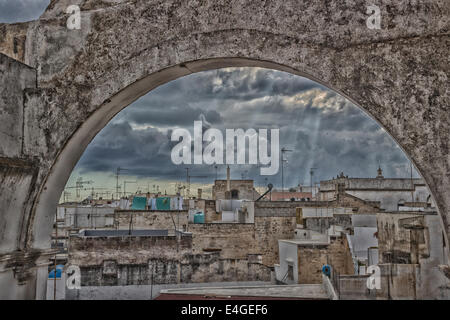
[0,54,36,159]
[377,212,432,264]
[0,54,55,299]
[376,264,418,300]
[304,215,353,233]
[0,55,38,255]
[69,234,193,266]
[79,255,272,286]
[190,206,297,267]
[255,216,297,266]
[0,23,28,62]
[189,223,257,259]
[212,180,258,200]
[70,235,271,286]
[375,212,450,299]
[254,202,297,266]
[336,193,381,213]
[255,196,379,214]
[114,210,188,231]
[181,252,271,284]
[375,263,450,300]
[70,233,186,286]
[255,201,302,213]
[297,236,354,284]
[204,200,221,223]
[338,274,376,300]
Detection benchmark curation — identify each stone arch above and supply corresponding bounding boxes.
[0,1,448,299]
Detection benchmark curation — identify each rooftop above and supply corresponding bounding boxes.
[380,210,438,215]
[320,177,425,191]
[76,229,187,237]
[157,284,329,300]
[279,238,330,246]
[266,191,312,201]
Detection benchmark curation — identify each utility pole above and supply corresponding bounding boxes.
[150,264,154,300]
[281,147,292,199]
[64,178,93,201]
[185,168,190,198]
[96,191,111,199]
[310,167,317,200]
[116,167,120,198]
[185,168,207,199]
[89,187,109,200]
[116,167,130,199]
[123,181,136,197]
[63,191,71,203]
[77,177,93,199]
[75,177,94,199]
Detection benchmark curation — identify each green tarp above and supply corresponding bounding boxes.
[131,196,147,210]
[156,197,171,210]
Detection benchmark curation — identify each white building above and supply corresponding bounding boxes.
[318,168,434,211]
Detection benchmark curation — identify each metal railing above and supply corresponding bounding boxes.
[330,266,341,299]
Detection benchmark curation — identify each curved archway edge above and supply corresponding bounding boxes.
[0,1,448,299]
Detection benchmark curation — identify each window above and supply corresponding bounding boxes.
[287,265,294,281]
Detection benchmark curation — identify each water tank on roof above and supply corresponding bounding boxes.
[193,212,205,224]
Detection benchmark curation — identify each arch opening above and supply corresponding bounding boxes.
[36,58,442,233]
[41,63,448,299]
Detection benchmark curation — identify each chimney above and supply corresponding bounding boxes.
[225,165,231,200]
[226,165,231,192]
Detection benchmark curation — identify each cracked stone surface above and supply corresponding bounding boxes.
[0,0,448,299]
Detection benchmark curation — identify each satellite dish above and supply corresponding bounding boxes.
[322,265,331,277]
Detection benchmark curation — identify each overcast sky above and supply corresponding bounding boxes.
[67,67,418,199]
[0,0,49,23]
[0,2,419,200]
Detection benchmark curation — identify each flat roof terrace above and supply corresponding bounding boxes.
[77,229,189,237]
[156,284,329,300]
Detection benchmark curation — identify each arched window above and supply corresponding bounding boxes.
[231,189,239,199]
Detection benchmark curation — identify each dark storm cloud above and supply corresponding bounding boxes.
[126,106,222,127]
[0,0,49,23]
[75,67,417,187]
[118,68,323,117]
[76,122,189,180]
